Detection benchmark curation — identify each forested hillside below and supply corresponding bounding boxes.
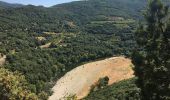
[1,0,169,99]
[0,1,23,9]
[0,0,147,33]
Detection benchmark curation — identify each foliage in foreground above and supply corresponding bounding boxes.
[84,78,141,100]
[132,0,170,99]
[0,68,40,100]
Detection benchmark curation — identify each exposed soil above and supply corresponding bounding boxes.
[0,55,6,66]
[40,42,51,48]
[49,57,134,100]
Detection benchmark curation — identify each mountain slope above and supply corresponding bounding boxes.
[0,1,23,8]
[0,0,162,98]
[0,0,147,33]
[5,0,169,33]
[51,0,147,19]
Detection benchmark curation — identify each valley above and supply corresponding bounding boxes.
[0,0,169,100]
[0,0,139,99]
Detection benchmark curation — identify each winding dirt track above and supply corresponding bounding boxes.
[49,57,134,100]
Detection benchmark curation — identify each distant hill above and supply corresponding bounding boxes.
[0,0,148,33]
[0,1,23,8]
[0,0,169,33]
[51,0,147,19]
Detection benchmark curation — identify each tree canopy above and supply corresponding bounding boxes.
[132,0,170,99]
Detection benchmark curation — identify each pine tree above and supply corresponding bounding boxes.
[132,0,170,99]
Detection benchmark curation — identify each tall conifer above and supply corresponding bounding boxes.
[132,0,170,99]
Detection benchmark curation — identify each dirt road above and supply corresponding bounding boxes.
[49,57,134,100]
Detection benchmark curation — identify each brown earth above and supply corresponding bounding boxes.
[40,42,51,48]
[36,37,46,41]
[49,56,134,100]
[0,54,6,66]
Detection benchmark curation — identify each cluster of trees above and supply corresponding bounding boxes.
[85,22,123,35]
[90,76,109,92]
[0,6,79,33]
[84,78,140,100]
[84,18,137,56]
[0,31,38,54]
[0,68,46,100]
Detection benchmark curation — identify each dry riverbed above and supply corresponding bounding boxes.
[49,56,134,100]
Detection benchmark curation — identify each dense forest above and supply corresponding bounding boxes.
[0,0,169,100]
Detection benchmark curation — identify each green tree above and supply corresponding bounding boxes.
[0,68,39,100]
[132,0,170,99]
